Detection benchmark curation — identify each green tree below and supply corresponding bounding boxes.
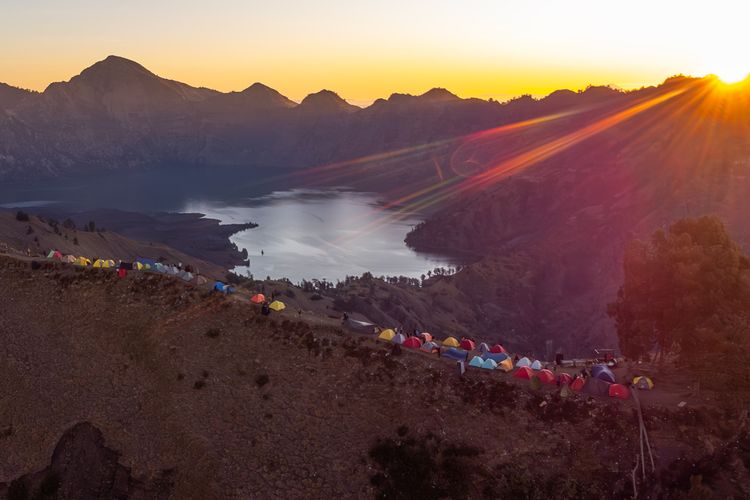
[608,216,750,364]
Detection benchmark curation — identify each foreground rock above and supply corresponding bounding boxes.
[0,423,172,500]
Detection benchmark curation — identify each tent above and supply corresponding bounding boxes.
[119,262,134,271]
[490,344,507,354]
[469,356,484,368]
[392,333,406,345]
[421,341,439,353]
[591,365,616,383]
[609,383,631,400]
[213,281,227,292]
[193,275,208,285]
[47,250,63,261]
[93,259,105,268]
[514,366,534,380]
[460,339,476,351]
[419,332,433,343]
[134,262,145,271]
[136,258,157,268]
[481,358,498,370]
[106,260,116,268]
[582,377,612,397]
[93,259,112,269]
[537,369,556,385]
[482,352,509,363]
[530,360,543,370]
[75,257,91,266]
[570,377,585,392]
[63,255,76,263]
[558,373,573,386]
[442,337,460,348]
[403,337,422,349]
[497,358,514,372]
[178,271,194,282]
[250,294,266,304]
[478,342,491,354]
[442,347,468,361]
[378,329,395,341]
[516,357,531,368]
[633,376,654,390]
[269,300,286,312]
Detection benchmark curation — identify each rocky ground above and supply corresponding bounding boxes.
[1,254,750,499]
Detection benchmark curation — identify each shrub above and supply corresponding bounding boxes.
[255,373,270,387]
[205,328,220,338]
[193,380,206,390]
[15,211,29,222]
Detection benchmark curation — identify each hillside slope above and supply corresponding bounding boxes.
[1,254,749,498]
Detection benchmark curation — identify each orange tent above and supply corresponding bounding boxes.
[250,294,266,304]
[570,377,585,392]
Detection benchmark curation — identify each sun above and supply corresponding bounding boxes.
[715,66,749,84]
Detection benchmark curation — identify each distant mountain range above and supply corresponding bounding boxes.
[0,54,654,180]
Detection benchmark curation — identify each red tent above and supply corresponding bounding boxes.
[490,344,506,354]
[402,337,422,349]
[570,377,585,392]
[250,294,266,304]
[537,369,556,385]
[513,366,534,380]
[609,383,631,400]
[557,373,573,386]
[460,339,476,351]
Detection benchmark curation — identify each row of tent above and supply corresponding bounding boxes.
[374,325,655,401]
[46,250,208,285]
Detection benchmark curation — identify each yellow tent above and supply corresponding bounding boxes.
[75,257,91,266]
[442,336,460,348]
[378,329,395,341]
[269,300,286,312]
[633,376,654,390]
[497,358,514,372]
[93,259,106,268]
[135,262,145,271]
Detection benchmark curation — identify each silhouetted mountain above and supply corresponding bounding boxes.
[298,90,358,114]
[0,83,34,110]
[0,54,677,180]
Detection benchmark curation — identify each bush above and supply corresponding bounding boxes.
[205,328,220,338]
[15,211,29,222]
[193,380,206,390]
[255,373,270,387]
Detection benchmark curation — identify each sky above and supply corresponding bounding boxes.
[1,0,748,105]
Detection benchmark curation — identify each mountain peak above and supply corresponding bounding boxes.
[232,82,296,109]
[420,87,459,102]
[299,90,358,113]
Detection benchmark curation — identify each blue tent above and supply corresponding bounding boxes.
[482,352,509,363]
[592,365,616,383]
[213,281,235,294]
[469,356,484,368]
[481,358,498,370]
[442,347,468,361]
[531,360,543,370]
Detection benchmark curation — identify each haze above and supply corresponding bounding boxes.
[2,0,747,104]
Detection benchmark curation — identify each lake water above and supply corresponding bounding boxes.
[184,188,455,283]
[0,169,456,282]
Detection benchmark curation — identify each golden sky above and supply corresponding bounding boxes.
[2,0,748,105]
